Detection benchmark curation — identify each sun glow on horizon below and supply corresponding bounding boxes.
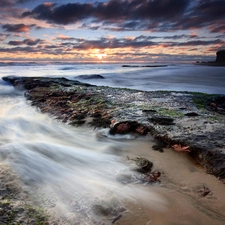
[89,49,107,61]
[96,53,107,60]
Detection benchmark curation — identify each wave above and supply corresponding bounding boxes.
[59,66,76,71]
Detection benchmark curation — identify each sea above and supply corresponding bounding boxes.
[0,63,225,225]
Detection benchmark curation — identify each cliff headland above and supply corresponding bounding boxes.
[196,50,225,66]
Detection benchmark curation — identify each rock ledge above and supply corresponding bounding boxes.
[3,76,225,181]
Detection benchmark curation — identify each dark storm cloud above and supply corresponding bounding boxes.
[2,23,38,32]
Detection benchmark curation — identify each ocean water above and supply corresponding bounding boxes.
[1,63,225,94]
[0,63,225,224]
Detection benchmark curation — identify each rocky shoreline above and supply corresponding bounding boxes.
[3,76,225,182]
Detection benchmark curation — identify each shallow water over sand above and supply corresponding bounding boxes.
[1,81,225,224]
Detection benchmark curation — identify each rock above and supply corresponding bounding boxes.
[148,116,175,125]
[143,171,161,183]
[184,112,199,117]
[76,74,104,79]
[2,76,91,90]
[152,140,167,152]
[109,121,149,135]
[122,65,167,68]
[3,76,225,181]
[195,50,225,66]
[128,156,153,173]
[142,109,157,113]
[216,50,225,63]
[206,96,225,114]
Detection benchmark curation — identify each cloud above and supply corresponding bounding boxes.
[57,34,74,40]
[54,35,224,50]
[0,0,31,6]
[210,24,225,33]
[2,23,30,32]
[164,39,225,47]
[195,0,225,19]
[22,0,190,25]
[20,0,225,33]
[0,34,223,62]
[133,0,189,20]
[172,0,225,31]
[8,38,41,46]
[55,36,157,50]
[0,46,39,54]
[1,32,223,60]
[0,32,9,41]
[22,2,93,25]
[2,23,40,32]
[0,0,15,7]
[16,0,32,3]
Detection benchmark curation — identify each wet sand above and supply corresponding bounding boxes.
[115,139,225,225]
[1,135,225,224]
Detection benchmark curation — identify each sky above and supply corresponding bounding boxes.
[0,0,225,63]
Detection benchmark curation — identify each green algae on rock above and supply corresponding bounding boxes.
[2,76,225,182]
[0,164,49,225]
